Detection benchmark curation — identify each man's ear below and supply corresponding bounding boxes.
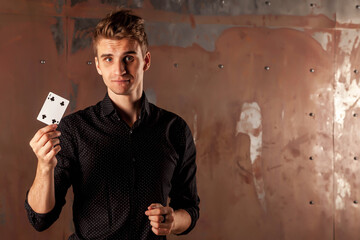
[143,52,151,71]
[95,57,102,75]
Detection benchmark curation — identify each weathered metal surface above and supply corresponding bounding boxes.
[150,27,334,240]
[150,0,336,19]
[1,0,360,240]
[0,13,73,239]
[334,28,360,240]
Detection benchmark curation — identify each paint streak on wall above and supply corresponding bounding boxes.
[335,170,351,210]
[311,32,332,51]
[235,102,266,211]
[334,30,360,132]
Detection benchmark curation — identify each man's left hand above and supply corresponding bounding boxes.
[145,203,175,235]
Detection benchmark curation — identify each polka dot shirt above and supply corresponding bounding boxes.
[25,92,200,240]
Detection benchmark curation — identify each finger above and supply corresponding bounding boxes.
[148,215,163,222]
[145,203,164,216]
[41,138,60,155]
[150,207,174,217]
[30,124,58,145]
[44,145,61,160]
[37,131,61,148]
[150,218,172,228]
[146,207,169,216]
[148,203,163,210]
[151,226,171,236]
[33,132,60,154]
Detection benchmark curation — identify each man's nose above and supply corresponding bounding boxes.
[114,60,127,75]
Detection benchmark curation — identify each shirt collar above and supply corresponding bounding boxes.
[101,92,150,119]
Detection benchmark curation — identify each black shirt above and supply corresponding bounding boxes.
[25,92,200,240]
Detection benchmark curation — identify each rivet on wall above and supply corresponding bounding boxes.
[354,156,357,160]
[309,112,315,117]
[265,1,271,6]
[309,156,313,160]
[310,68,315,73]
[264,66,270,71]
[356,5,360,9]
[218,64,224,69]
[310,3,316,7]
[354,200,358,204]
[87,61,92,65]
[174,63,178,68]
[309,200,314,205]
[353,113,357,117]
[354,69,359,74]
[40,60,46,64]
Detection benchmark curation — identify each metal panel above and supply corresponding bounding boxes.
[66,16,105,112]
[336,0,360,25]
[2,0,360,240]
[334,28,360,240]
[0,14,73,239]
[150,0,336,19]
[147,27,334,240]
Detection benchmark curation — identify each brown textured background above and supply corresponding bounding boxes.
[1,0,360,239]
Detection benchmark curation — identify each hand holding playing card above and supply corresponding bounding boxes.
[29,124,62,171]
[37,92,69,125]
[31,92,69,170]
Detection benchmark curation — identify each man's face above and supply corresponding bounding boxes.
[95,38,150,97]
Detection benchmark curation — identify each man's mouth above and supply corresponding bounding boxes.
[112,79,130,82]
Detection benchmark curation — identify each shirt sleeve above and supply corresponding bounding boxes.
[169,117,200,235]
[24,117,76,231]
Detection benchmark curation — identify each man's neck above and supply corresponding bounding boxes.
[108,89,142,127]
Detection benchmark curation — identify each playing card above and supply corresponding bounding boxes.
[37,92,70,125]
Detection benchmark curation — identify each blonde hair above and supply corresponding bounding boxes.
[93,9,148,56]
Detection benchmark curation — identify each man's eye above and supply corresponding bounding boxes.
[105,57,112,62]
[124,56,134,62]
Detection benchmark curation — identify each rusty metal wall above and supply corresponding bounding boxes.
[1,0,360,239]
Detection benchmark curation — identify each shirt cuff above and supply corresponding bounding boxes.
[175,206,200,235]
[24,190,59,232]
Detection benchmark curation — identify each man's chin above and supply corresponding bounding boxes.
[109,90,130,96]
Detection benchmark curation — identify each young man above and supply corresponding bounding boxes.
[25,9,200,239]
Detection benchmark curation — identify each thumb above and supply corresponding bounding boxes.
[148,203,163,210]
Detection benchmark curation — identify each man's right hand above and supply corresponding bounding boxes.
[29,124,61,171]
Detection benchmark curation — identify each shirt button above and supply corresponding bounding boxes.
[129,130,133,134]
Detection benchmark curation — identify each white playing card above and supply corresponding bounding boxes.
[37,92,70,125]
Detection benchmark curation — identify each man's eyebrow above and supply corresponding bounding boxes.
[100,51,137,58]
[124,50,137,55]
[100,53,113,58]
